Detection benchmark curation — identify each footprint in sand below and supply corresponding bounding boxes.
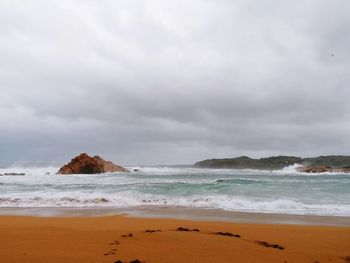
[105,240,120,256]
[107,235,145,262]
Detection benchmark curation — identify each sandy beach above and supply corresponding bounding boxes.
[1,215,350,263]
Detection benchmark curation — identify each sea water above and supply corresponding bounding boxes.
[0,165,349,216]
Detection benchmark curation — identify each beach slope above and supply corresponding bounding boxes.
[0,215,349,263]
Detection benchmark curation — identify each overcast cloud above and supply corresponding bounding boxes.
[1,0,350,166]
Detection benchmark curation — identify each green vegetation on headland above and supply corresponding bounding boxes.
[194,155,350,171]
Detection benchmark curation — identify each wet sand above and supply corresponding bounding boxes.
[1,206,350,226]
[0,215,350,263]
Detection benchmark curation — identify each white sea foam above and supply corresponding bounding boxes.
[0,166,349,216]
[277,163,304,174]
[0,166,59,175]
[0,193,350,216]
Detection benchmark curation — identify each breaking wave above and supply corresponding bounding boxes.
[0,166,350,216]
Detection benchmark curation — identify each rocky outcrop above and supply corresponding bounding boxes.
[58,153,129,174]
[92,155,129,173]
[299,166,333,173]
[341,166,350,173]
[300,166,350,173]
[0,173,25,176]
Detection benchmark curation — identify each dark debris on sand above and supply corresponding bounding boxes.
[144,229,162,233]
[256,240,284,250]
[215,232,241,238]
[121,233,133,237]
[343,256,350,262]
[176,227,200,232]
[114,260,144,263]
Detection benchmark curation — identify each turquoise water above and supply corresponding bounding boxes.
[0,166,349,216]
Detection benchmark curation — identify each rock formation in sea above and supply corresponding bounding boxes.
[299,166,333,173]
[0,173,25,176]
[299,166,350,173]
[58,153,129,174]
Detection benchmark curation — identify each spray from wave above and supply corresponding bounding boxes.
[0,166,350,216]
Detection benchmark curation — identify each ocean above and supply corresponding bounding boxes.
[0,165,350,217]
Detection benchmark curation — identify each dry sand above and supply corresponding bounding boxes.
[0,215,350,263]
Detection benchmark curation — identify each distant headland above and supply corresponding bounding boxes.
[194,155,350,173]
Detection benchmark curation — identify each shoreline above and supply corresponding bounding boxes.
[0,214,349,262]
[1,206,350,226]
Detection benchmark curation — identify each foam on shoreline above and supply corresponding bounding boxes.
[0,206,349,226]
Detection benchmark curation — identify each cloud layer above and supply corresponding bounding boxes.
[1,0,350,166]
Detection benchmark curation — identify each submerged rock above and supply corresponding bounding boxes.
[58,153,129,174]
[0,173,25,176]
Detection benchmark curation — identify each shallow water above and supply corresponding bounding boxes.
[0,165,350,216]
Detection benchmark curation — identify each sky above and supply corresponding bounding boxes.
[1,0,350,166]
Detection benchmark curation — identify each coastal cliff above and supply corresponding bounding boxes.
[194,155,350,173]
[195,156,302,170]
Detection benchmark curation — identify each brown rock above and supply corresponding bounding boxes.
[58,153,129,174]
[299,165,350,173]
[341,166,350,173]
[93,155,129,173]
[300,166,332,173]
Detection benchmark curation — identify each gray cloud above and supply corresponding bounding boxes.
[1,0,350,166]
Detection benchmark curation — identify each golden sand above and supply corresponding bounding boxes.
[0,215,349,263]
